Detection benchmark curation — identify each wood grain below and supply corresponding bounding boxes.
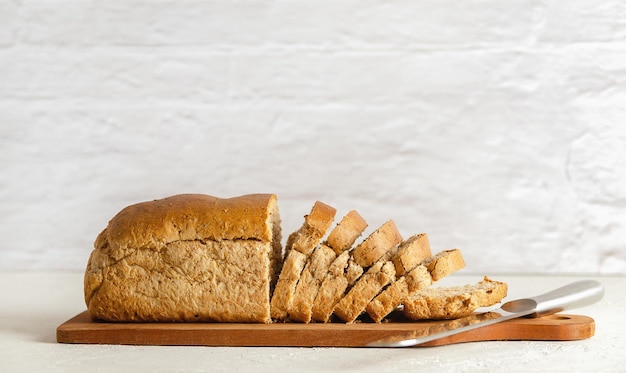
[56,311,594,347]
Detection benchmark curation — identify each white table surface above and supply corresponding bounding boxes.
[1,271,624,373]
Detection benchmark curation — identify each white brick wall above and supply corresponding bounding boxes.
[1,0,625,274]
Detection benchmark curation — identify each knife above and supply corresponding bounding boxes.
[367,279,604,347]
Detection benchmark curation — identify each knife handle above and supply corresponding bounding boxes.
[527,280,604,317]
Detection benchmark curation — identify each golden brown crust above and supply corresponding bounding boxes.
[285,201,336,256]
[350,220,403,268]
[106,194,278,253]
[423,249,466,281]
[391,233,432,276]
[306,201,338,235]
[326,210,368,255]
[403,276,508,320]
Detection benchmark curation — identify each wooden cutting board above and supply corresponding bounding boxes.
[57,311,594,347]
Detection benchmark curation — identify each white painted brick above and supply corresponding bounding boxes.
[15,0,538,47]
[3,45,625,105]
[539,0,626,43]
[0,1,17,46]
[2,103,624,273]
[0,49,230,101]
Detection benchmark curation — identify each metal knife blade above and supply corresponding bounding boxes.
[366,279,604,347]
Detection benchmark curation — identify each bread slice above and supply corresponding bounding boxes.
[311,220,402,322]
[326,210,370,255]
[403,276,508,320]
[333,261,396,323]
[422,248,466,281]
[350,220,403,268]
[310,250,351,322]
[288,210,367,322]
[84,194,282,323]
[270,201,336,320]
[391,233,432,275]
[285,201,337,256]
[366,248,466,322]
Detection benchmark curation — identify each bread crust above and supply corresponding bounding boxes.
[285,201,336,256]
[350,220,402,268]
[391,233,432,276]
[106,194,277,253]
[423,249,465,281]
[325,210,368,255]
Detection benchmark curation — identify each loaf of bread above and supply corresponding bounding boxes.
[84,194,282,323]
[84,194,508,324]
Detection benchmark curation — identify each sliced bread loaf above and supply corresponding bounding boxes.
[391,233,432,275]
[270,201,336,320]
[85,194,507,325]
[288,210,368,322]
[403,276,508,320]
